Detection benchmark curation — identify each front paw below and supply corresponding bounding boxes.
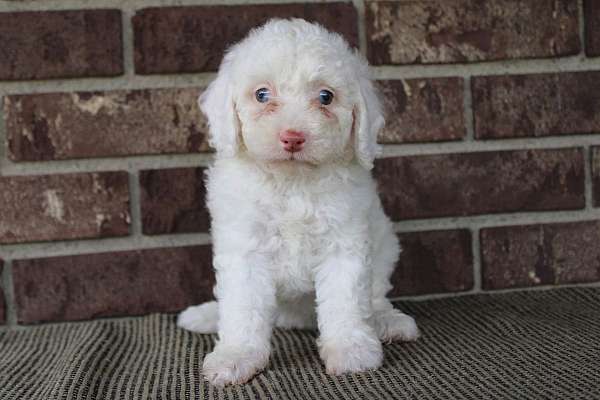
[319,329,383,375]
[203,344,270,386]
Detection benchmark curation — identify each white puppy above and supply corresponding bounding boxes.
[178,18,420,386]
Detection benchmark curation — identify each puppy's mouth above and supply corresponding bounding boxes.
[277,150,314,164]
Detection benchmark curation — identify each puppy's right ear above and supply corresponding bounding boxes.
[199,52,240,157]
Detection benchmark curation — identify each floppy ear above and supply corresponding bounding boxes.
[354,68,384,170]
[198,51,240,157]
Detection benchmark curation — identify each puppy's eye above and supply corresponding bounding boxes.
[319,90,334,105]
[255,88,271,103]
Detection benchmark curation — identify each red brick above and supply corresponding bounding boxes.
[366,0,580,65]
[481,221,600,290]
[585,0,600,56]
[374,148,584,221]
[140,168,210,235]
[0,172,130,244]
[0,260,4,325]
[0,10,122,80]
[133,3,358,74]
[473,72,600,139]
[390,230,473,297]
[378,78,465,144]
[5,88,209,161]
[592,147,600,207]
[12,246,214,323]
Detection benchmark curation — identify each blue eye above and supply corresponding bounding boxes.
[255,87,271,103]
[319,89,334,105]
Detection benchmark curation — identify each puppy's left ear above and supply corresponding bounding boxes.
[354,66,384,170]
[199,51,240,158]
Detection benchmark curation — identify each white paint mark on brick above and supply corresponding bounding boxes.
[96,213,110,231]
[71,93,123,116]
[528,270,541,284]
[43,190,65,222]
[401,79,412,97]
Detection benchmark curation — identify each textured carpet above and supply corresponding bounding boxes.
[1,288,599,400]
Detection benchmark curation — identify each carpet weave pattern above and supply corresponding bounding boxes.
[1,288,599,399]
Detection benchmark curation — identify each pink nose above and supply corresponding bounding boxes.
[279,130,306,153]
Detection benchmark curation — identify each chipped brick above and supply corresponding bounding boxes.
[5,88,209,161]
[379,78,465,143]
[0,172,130,244]
[366,0,580,65]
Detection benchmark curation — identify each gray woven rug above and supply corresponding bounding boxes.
[1,288,599,400]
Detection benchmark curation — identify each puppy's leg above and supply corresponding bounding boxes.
[371,232,420,342]
[315,255,383,375]
[275,295,317,330]
[177,300,219,334]
[203,255,276,386]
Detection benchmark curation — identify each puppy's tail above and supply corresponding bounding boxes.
[177,301,219,333]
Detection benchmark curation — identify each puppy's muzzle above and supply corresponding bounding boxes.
[280,130,306,153]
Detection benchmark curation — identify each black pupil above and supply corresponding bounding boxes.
[256,88,269,102]
[319,90,333,105]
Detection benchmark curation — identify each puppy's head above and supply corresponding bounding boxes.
[200,18,383,169]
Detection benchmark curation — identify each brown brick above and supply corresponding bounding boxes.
[140,168,210,235]
[592,147,600,207]
[0,260,4,325]
[0,172,130,244]
[378,78,465,144]
[585,0,600,56]
[133,3,358,74]
[473,72,600,139]
[374,148,584,221]
[366,0,580,65]
[481,221,600,290]
[13,246,214,323]
[5,88,209,161]
[0,10,122,80]
[390,230,473,297]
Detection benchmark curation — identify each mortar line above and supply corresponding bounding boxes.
[0,73,216,96]
[372,57,600,80]
[463,75,474,141]
[0,233,212,261]
[1,260,17,327]
[2,56,599,95]
[471,227,482,292]
[380,135,600,157]
[121,5,136,79]
[393,208,600,234]
[0,0,347,13]
[353,0,367,58]
[2,206,599,260]
[389,280,600,303]
[0,153,214,177]
[1,279,598,333]
[2,135,600,178]
[128,170,143,237]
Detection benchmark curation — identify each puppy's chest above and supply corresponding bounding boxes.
[263,192,333,289]
[272,196,328,258]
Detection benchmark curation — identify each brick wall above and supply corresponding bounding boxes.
[1,0,600,326]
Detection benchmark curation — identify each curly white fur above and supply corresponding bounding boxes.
[177,18,420,386]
